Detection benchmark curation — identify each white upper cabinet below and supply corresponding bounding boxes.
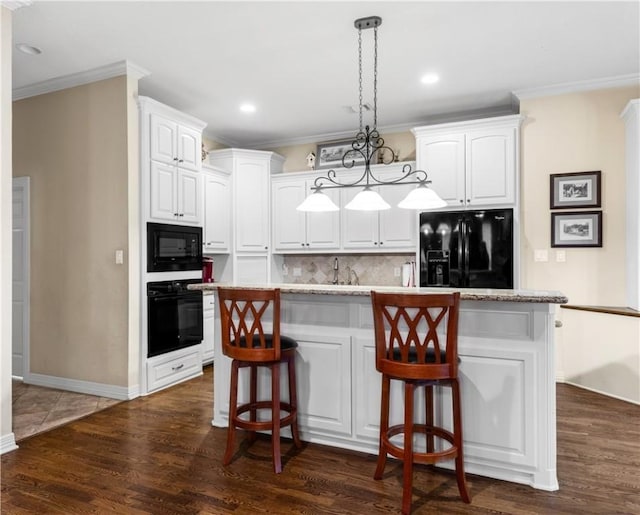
[203,165,231,253]
[340,164,417,250]
[140,96,206,225]
[208,148,285,255]
[150,114,201,173]
[235,158,271,252]
[272,178,340,252]
[413,115,522,209]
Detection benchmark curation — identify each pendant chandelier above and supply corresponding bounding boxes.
[297,16,446,213]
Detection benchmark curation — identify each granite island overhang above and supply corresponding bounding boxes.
[190,283,568,491]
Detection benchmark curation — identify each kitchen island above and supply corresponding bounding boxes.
[190,283,567,491]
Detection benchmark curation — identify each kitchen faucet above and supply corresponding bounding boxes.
[332,258,339,285]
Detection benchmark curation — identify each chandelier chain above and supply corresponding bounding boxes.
[358,26,363,132]
[374,25,378,129]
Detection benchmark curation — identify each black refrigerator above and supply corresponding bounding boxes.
[419,208,514,289]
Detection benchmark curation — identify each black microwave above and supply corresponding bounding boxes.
[147,222,202,272]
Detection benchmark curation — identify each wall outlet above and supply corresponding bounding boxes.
[282,264,289,276]
[115,249,124,265]
[534,249,548,262]
[293,267,302,277]
[394,267,401,277]
[556,250,566,262]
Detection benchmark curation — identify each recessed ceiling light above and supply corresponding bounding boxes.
[420,73,440,85]
[240,103,256,113]
[16,43,42,56]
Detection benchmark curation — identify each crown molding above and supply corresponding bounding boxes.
[514,73,640,101]
[13,60,151,101]
[249,105,518,150]
[1,0,32,11]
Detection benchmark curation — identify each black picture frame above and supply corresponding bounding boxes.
[551,211,602,248]
[316,139,364,170]
[550,170,601,209]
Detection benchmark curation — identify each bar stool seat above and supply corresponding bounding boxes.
[371,291,470,514]
[217,287,301,474]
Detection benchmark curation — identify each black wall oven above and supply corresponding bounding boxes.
[147,222,202,272]
[147,279,203,358]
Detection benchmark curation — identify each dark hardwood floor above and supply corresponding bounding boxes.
[2,365,639,514]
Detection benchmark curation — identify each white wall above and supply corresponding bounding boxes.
[0,5,17,453]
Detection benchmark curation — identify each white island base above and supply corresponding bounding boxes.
[200,284,566,491]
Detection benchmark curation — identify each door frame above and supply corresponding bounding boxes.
[12,176,30,380]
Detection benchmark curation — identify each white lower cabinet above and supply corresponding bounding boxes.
[293,332,352,437]
[146,346,203,393]
[202,294,214,364]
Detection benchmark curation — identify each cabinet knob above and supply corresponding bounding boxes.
[264,246,268,250]
[467,199,470,203]
[374,242,378,245]
[173,213,179,217]
[301,243,305,247]
[173,157,179,161]
[172,363,185,371]
[379,241,383,245]
[459,199,464,204]
[306,243,310,247]
[179,159,184,163]
[179,213,184,217]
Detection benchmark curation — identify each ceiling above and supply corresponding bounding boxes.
[10,1,640,148]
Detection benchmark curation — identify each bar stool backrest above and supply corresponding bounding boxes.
[217,287,281,363]
[371,291,461,381]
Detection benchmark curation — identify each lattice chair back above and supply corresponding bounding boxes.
[371,291,461,381]
[217,287,281,363]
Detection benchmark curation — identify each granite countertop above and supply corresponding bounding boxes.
[189,282,568,304]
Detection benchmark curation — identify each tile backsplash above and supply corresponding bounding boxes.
[282,254,415,286]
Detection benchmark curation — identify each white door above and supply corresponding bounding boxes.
[12,177,30,379]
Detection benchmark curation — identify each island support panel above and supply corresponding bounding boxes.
[211,293,558,491]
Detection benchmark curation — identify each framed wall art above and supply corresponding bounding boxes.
[551,211,602,248]
[550,170,601,209]
[316,139,365,170]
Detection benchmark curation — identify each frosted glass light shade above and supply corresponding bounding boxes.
[296,191,339,212]
[398,185,447,209]
[345,188,391,211]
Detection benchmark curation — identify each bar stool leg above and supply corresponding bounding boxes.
[248,365,258,444]
[425,384,434,453]
[223,360,240,465]
[402,381,415,515]
[374,374,391,480]
[451,379,470,503]
[271,362,282,474]
[287,355,302,448]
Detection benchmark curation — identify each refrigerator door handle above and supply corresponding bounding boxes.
[457,218,465,287]
[463,218,470,287]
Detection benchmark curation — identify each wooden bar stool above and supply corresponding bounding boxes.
[217,287,301,473]
[370,291,470,514]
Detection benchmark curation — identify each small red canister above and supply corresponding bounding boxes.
[202,258,214,283]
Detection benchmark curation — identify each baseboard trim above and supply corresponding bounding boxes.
[0,433,18,455]
[24,372,140,401]
[564,380,640,406]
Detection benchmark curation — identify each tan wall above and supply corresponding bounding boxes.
[13,76,130,386]
[560,309,639,404]
[270,130,416,173]
[519,86,640,401]
[520,86,640,305]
